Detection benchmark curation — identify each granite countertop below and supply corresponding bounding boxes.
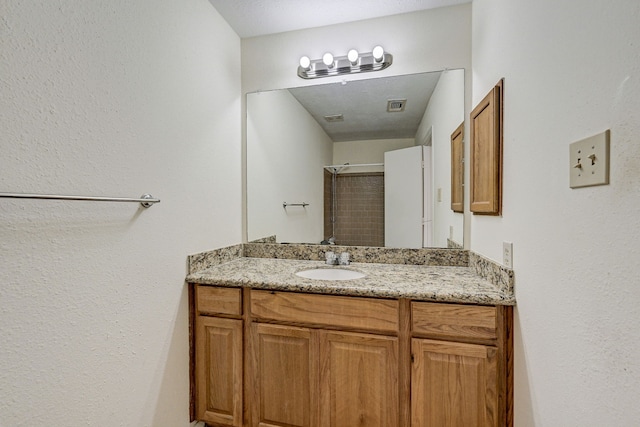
[186,257,515,306]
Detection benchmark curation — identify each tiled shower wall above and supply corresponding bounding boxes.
[324,171,385,246]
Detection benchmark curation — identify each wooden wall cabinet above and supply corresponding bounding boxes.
[191,285,513,427]
[451,122,465,213]
[470,79,503,215]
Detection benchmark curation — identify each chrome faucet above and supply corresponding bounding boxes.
[338,252,350,265]
[325,251,350,265]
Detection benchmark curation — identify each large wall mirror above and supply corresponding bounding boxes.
[247,68,465,249]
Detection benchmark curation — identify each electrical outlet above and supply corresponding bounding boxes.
[569,130,610,188]
[503,242,513,268]
[449,226,454,240]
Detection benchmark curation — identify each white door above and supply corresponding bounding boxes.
[384,146,424,248]
[422,146,433,247]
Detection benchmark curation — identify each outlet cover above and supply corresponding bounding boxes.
[569,130,610,188]
[503,241,513,268]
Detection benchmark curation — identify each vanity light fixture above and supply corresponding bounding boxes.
[322,52,335,68]
[347,49,359,65]
[372,45,384,62]
[297,46,393,79]
[299,56,311,70]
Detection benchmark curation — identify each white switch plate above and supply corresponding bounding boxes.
[503,242,513,268]
[569,130,610,188]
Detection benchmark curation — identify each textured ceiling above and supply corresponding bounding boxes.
[287,71,442,142]
[208,0,471,38]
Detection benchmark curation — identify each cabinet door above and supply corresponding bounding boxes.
[252,323,319,427]
[412,339,497,427]
[470,80,503,215]
[319,331,399,427]
[195,316,243,427]
[450,122,464,213]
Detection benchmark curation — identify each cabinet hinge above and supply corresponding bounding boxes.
[410,354,415,363]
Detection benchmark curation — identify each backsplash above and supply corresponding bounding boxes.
[469,251,514,294]
[187,243,243,274]
[243,242,469,266]
[447,238,463,249]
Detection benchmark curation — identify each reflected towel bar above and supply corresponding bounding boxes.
[283,202,309,208]
[0,192,160,208]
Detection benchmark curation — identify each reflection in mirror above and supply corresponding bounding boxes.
[247,69,464,249]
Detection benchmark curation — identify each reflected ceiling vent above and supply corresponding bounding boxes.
[387,99,407,112]
[324,114,344,122]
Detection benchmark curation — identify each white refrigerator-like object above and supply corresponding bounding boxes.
[384,145,432,248]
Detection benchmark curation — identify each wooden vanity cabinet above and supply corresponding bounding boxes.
[250,290,400,427]
[193,286,244,427]
[319,330,399,427]
[191,285,513,427]
[411,302,513,427]
[251,323,318,427]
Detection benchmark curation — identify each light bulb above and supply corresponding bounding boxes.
[322,52,334,68]
[299,56,311,70]
[372,45,384,62]
[347,49,359,65]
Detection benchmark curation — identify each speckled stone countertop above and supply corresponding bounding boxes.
[186,257,515,306]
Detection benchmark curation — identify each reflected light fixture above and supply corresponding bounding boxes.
[297,46,393,79]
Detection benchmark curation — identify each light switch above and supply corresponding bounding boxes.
[569,130,610,188]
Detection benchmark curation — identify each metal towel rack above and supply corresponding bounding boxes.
[283,201,309,208]
[0,192,160,208]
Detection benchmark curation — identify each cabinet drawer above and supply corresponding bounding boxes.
[196,285,242,316]
[251,290,399,333]
[412,302,497,341]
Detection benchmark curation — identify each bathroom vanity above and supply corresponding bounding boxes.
[187,245,515,427]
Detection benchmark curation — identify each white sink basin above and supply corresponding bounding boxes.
[295,268,365,281]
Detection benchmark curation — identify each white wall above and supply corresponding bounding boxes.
[241,5,471,93]
[333,138,415,173]
[247,90,332,243]
[472,1,640,425]
[417,69,465,246]
[0,1,241,426]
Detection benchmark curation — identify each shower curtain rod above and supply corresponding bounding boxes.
[324,162,384,171]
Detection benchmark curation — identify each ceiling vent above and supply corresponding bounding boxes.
[387,99,407,112]
[324,114,344,122]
